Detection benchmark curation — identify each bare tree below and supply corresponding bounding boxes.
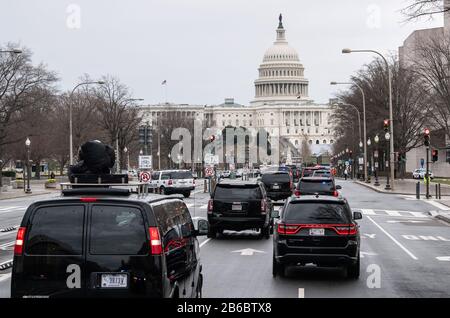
[402,0,450,21]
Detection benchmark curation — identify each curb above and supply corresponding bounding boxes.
[436,214,450,224]
[0,191,53,201]
[354,181,450,197]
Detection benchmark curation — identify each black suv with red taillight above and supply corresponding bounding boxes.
[272,195,362,279]
[207,180,274,239]
[294,177,342,197]
[261,171,293,201]
[11,187,209,298]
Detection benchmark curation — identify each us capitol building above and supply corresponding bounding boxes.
[138,15,335,161]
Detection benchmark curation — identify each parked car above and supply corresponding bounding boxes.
[150,170,195,197]
[412,168,434,179]
[11,187,209,298]
[272,195,361,279]
[294,177,341,197]
[261,171,293,201]
[207,180,274,239]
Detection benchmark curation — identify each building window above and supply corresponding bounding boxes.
[271,119,274,125]
[222,120,225,126]
[316,140,320,145]
[308,140,313,145]
[330,140,334,144]
[323,140,327,144]
[295,140,298,145]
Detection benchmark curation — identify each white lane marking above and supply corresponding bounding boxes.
[199,238,211,248]
[366,216,418,260]
[298,288,305,298]
[360,251,378,258]
[199,204,208,209]
[0,273,12,283]
[0,206,26,213]
[386,210,402,217]
[0,241,15,250]
[361,209,376,215]
[423,200,450,211]
[386,220,426,224]
[231,248,266,256]
[363,233,376,239]
[436,256,450,261]
[409,212,430,218]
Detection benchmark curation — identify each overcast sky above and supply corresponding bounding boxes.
[1,0,444,105]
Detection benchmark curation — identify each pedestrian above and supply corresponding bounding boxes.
[344,167,348,180]
[50,172,55,180]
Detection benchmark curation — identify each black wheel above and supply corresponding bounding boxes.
[160,186,166,195]
[347,255,360,279]
[261,226,270,239]
[272,256,285,277]
[207,229,217,239]
[183,192,191,198]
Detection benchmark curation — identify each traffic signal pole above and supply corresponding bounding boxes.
[426,146,430,199]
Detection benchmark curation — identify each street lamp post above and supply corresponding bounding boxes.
[331,82,367,183]
[374,135,380,186]
[367,138,372,183]
[69,81,105,165]
[25,138,32,194]
[385,132,391,190]
[342,48,394,190]
[333,102,362,145]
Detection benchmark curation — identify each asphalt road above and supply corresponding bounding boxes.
[1,179,449,298]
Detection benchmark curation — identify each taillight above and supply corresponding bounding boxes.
[207,199,213,214]
[290,180,293,189]
[294,190,300,196]
[168,179,173,185]
[193,179,195,185]
[80,197,97,202]
[261,199,267,214]
[149,227,162,255]
[277,223,300,235]
[335,225,357,235]
[14,227,26,256]
[333,191,339,197]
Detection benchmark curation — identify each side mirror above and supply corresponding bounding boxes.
[353,211,362,220]
[336,185,342,190]
[192,217,209,236]
[271,210,280,218]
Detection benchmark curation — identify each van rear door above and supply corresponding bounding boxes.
[12,203,87,298]
[85,203,154,297]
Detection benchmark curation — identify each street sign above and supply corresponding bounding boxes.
[139,171,151,183]
[375,162,379,168]
[358,158,364,165]
[204,153,219,165]
[374,150,379,158]
[205,166,214,177]
[139,155,152,169]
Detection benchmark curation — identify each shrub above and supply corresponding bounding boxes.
[2,171,16,178]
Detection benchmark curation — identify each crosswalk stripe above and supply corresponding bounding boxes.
[355,208,429,218]
[386,210,402,217]
[408,211,429,218]
[361,209,376,215]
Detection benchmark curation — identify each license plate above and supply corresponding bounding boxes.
[232,204,242,211]
[309,228,325,236]
[272,185,280,190]
[101,273,128,288]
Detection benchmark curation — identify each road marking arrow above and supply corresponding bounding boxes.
[436,256,450,261]
[231,248,266,256]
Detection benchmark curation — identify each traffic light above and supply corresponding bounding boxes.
[432,149,438,162]
[424,128,430,147]
[138,126,147,144]
[383,119,389,132]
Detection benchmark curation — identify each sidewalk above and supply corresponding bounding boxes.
[353,177,450,196]
[0,188,55,200]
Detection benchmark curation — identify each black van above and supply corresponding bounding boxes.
[261,171,293,201]
[11,188,208,298]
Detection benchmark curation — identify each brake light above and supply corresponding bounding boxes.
[149,227,162,255]
[335,225,358,235]
[333,191,339,197]
[193,179,195,185]
[261,199,267,214]
[207,199,213,214]
[294,190,300,196]
[80,197,97,202]
[168,179,173,185]
[14,227,26,255]
[277,223,300,235]
[290,180,293,189]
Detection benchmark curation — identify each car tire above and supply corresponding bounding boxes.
[183,191,191,198]
[207,229,217,239]
[261,226,270,239]
[160,186,166,195]
[347,255,360,279]
[272,256,285,278]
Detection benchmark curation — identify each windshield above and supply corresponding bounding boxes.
[214,185,262,200]
[298,180,335,192]
[284,202,351,224]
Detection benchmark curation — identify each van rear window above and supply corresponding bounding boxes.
[214,185,262,200]
[27,205,84,255]
[284,202,351,224]
[90,205,147,255]
[171,171,192,179]
[261,173,290,183]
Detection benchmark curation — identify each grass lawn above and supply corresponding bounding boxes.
[432,178,450,186]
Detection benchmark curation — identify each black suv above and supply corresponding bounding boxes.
[261,171,293,201]
[207,180,274,239]
[294,177,342,197]
[11,187,208,298]
[272,195,362,279]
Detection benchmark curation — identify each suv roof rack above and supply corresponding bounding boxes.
[60,181,150,196]
[62,188,132,197]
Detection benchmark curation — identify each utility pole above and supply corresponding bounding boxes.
[424,128,431,199]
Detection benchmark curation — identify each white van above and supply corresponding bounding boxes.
[151,170,195,197]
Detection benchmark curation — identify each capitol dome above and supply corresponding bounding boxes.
[252,14,309,105]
